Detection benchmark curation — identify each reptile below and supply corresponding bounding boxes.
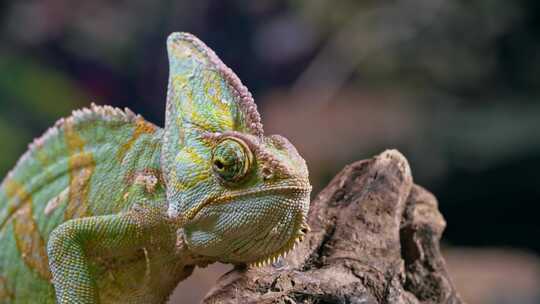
[0,32,311,303]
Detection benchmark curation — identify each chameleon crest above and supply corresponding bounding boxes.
[0,32,311,303]
[163,33,311,264]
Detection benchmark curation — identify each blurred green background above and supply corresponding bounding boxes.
[1,1,539,303]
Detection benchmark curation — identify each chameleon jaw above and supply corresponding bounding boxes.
[176,185,311,225]
[247,219,311,268]
[179,184,311,265]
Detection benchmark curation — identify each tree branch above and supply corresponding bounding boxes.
[202,150,463,304]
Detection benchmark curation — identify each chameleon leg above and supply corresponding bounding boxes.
[47,211,151,304]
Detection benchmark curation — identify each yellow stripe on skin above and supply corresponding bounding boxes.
[203,77,235,131]
[0,275,14,301]
[173,147,210,191]
[64,119,85,151]
[64,121,96,220]
[0,179,32,230]
[116,117,157,162]
[3,179,51,280]
[34,148,56,185]
[35,148,51,170]
[13,204,52,281]
[65,153,95,220]
[173,73,235,133]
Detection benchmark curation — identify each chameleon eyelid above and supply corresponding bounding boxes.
[211,137,253,183]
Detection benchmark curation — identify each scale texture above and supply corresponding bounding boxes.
[0,32,311,304]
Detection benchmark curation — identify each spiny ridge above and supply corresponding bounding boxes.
[4,103,142,182]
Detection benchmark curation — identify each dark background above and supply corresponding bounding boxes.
[1,1,539,303]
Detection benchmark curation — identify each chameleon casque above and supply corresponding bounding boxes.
[0,33,311,303]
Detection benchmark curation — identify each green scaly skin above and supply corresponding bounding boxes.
[0,33,311,303]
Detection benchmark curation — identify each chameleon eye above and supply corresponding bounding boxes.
[211,137,252,183]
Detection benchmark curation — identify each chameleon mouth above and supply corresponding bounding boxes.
[183,184,311,223]
[180,183,311,266]
[247,217,310,268]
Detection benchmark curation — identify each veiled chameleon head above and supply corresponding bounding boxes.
[161,32,311,265]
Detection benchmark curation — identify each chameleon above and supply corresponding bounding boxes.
[0,32,311,303]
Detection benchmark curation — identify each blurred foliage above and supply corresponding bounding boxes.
[0,1,539,302]
[0,55,88,173]
[0,56,86,117]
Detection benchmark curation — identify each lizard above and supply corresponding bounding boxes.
[0,32,311,304]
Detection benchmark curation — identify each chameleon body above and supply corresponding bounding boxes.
[0,33,311,303]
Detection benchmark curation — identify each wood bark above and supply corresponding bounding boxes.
[200,150,464,304]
